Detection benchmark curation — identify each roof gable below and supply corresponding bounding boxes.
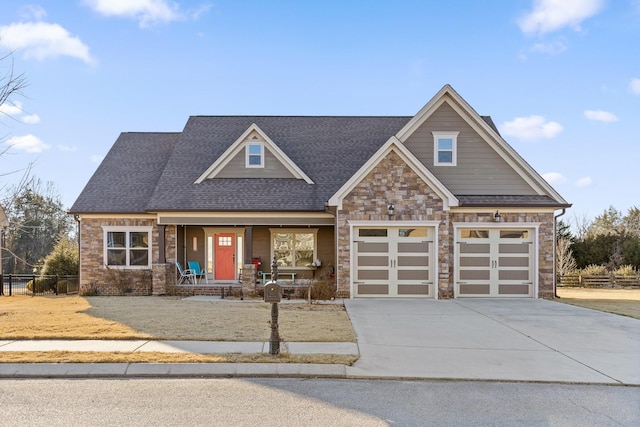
[328,136,458,210]
[195,123,314,184]
[396,84,568,205]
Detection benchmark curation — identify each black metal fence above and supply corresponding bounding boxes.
[0,275,79,296]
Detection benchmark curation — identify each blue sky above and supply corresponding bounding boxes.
[0,0,638,224]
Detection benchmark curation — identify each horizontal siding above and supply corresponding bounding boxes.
[404,102,536,195]
[216,147,296,179]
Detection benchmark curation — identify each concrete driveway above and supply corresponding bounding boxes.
[344,298,640,385]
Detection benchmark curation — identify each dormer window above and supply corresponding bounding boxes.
[433,131,459,166]
[246,142,264,168]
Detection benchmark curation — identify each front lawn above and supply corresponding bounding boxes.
[555,288,640,320]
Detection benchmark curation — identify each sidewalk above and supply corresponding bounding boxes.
[0,339,357,379]
[0,339,358,355]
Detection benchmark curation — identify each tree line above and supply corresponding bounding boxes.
[557,206,640,277]
[1,177,77,276]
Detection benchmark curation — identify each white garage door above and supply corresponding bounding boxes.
[353,226,434,297]
[456,228,535,297]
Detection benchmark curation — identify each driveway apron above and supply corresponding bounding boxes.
[344,298,640,384]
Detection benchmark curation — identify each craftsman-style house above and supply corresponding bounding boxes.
[70,85,570,298]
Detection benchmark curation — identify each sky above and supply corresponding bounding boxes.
[0,0,638,225]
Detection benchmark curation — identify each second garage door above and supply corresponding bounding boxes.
[456,228,535,297]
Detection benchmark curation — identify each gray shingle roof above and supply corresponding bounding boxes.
[145,116,413,212]
[70,115,564,214]
[69,132,180,213]
[457,195,571,208]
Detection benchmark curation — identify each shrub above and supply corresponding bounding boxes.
[310,280,336,301]
[42,236,78,276]
[581,264,608,276]
[614,265,637,276]
[26,277,58,293]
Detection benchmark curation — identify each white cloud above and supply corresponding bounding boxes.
[0,101,40,124]
[0,22,94,64]
[576,177,592,188]
[0,100,23,116]
[584,109,619,123]
[631,78,640,95]
[19,4,47,21]
[499,115,564,140]
[84,0,212,27]
[57,144,77,152]
[542,172,566,184]
[518,0,604,36]
[90,154,105,163]
[85,0,180,27]
[6,134,49,153]
[530,40,567,55]
[22,114,41,124]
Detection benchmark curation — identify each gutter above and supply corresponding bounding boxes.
[553,209,567,298]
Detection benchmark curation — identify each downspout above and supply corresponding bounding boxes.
[74,214,81,288]
[553,209,567,298]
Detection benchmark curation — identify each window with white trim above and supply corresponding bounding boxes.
[270,229,318,268]
[246,142,264,168]
[432,131,459,166]
[103,227,152,267]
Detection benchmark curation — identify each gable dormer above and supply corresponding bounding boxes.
[397,85,566,202]
[195,123,314,184]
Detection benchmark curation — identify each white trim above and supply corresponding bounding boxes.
[101,225,153,269]
[395,84,568,205]
[432,131,459,166]
[327,136,458,210]
[158,211,334,219]
[245,142,264,168]
[202,227,243,281]
[269,228,318,270]
[195,123,314,184]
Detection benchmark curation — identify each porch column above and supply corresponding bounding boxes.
[244,226,253,264]
[157,225,166,263]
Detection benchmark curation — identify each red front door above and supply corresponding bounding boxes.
[214,233,235,280]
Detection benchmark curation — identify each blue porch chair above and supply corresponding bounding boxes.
[188,261,207,284]
[176,262,195,284]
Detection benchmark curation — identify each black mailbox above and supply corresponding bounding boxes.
[264,282,281,303]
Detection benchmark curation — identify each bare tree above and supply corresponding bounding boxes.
[1,50,30,191]
[556,237,577,278]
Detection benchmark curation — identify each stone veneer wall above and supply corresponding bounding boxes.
[79,218,177,296]
[335,150,557,299]
[336,150,448,298]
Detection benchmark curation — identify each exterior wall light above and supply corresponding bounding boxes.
[387,204,395,216]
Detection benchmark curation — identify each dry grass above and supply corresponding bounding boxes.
[0,351,359,365]
[0,296,356,342]
[555,288,640,320]
[0,296,357,364]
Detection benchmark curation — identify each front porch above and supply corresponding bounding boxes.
[171,223,336,298]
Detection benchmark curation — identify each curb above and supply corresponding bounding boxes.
[0,362,349,379]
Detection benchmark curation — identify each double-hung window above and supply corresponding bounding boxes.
[432,131,459,166]
[270,229,317,268]
[103,226,152,268]
[246,143,264,168]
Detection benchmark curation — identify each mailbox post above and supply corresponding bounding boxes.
[263,256,281,355]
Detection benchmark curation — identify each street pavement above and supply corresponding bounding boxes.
[1,298,638,385]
